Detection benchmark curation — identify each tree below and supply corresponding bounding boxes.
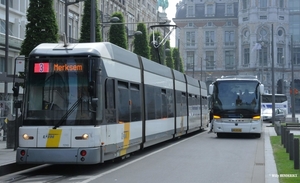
[172,48,181,71]
[179,57,184,73]
[79,0,101,42]
[165,40,174,68]
[20,0,58,57]
[149,31,164,64]
[133,23,150,59]
[109,12,127,49]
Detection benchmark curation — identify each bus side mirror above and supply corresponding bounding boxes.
[260,84,265,94]
[209,85,214,95]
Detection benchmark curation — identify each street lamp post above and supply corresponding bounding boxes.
[261,41,265,83]
[65,0,85,42]
[281,55,284,94]
[200,57,203,81]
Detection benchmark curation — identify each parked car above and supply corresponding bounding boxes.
[262,108,286,122]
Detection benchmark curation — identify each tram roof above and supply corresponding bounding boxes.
[29,42,141,68]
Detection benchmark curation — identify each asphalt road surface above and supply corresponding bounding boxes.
[0,130,265,183]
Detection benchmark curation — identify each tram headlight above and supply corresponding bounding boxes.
[82,134,89,139]
[75,133,89,140]
[22,134,34,140]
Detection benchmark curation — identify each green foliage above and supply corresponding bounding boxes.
[172,48,181,71]
[20,0,58,57]
[149,31,164,64]
[165,41,174,69]
[109,12,127,49]
[179,57,184,73]
[79,0,101,42]
[270,136,300,183]
[133,23,150,59]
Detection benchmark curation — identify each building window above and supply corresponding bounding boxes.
[205,51,215,69]
[243,48,250,65]
[0,0,13,8]
[293,48,300,65]
[259,28,268,41]
[260,0,267,8]
[0,19,13,36]
[207,22,213,26]
[259,47,268,66]
[205,31,215,46]
[188,23,194,27]
[206,4,215,17]
[279,0,284,8]
[225,51,234,69]
[186,51,195,70]
[243,17,249,21]
[260,16,267,19]
[226,4,234,16]
[242,0,248,10]
[278,29,283,37]
[277,48,284,65]
[186,31,196,47]
[187,5,195,17]
[225,31,235,46]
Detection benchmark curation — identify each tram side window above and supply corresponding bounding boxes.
[105,79,116,123]
[162,89,167,118]
[105,79,115,109]
[145,85,155,120]
[167,90,174,117]
[176,91,186,116]
[182,92,187,116]
[130,83,141,121]
[118,81,130,122]
[155,87,162,119]
[176,91,181,116]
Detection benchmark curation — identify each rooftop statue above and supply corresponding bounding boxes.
[157,0,169,12]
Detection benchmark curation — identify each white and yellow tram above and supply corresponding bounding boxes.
[16,42,208,164]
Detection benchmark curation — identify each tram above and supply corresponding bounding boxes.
[16,42,208,164]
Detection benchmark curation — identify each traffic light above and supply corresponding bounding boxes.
[290,79,300,95]
[277,79,282,94]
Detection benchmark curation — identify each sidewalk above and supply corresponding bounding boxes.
[0,140,16,166]
[264,123,280,183]
[0,125,280,183]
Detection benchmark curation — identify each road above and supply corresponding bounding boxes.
[0,130,265,183]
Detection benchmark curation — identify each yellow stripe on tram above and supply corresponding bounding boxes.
[46,129,62,147]
[120,122,130,156]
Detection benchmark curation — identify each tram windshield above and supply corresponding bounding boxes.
[24,58,93,126]
[211,80,261,118]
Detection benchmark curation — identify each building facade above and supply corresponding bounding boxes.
[173,0,300,96]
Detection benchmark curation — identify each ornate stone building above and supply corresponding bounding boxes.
[173,0,300,95]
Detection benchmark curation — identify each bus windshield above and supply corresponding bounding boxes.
[212,80,261,118]
[24,58,93,126]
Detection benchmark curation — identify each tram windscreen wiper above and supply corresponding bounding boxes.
[53,97,82,129]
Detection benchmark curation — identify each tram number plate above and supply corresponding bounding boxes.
[231,128,242,132]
